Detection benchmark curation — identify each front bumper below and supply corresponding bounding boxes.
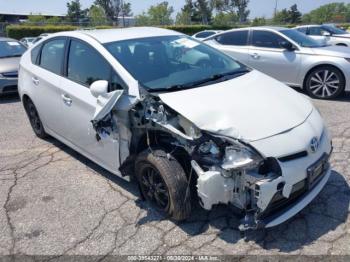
[261,164,331,228]
[0,78,18,94]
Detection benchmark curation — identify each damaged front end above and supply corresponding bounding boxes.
[91,89,329,232]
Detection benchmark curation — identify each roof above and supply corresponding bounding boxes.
[80,27,183,44]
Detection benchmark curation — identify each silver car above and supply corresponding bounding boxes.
[0,37,27,95]
[204,26,350,99]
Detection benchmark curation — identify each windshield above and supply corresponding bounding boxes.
[0,41,27,58]
[323,25,347,35]
[280,29,326,48]
[104,35,248,92]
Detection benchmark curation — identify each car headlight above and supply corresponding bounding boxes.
[221,141,263,171]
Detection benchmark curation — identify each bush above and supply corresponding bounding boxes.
[6,25,78,39]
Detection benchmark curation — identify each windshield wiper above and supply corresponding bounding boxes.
[151,69,250,93]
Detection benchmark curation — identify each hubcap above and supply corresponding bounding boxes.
[140,166,169,210]
[309,70,340,98]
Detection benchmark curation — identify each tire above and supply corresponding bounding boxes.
[135,149,191,221]
[305,66,345,99]
[24,98,47,139]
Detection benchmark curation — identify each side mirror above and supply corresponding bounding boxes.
[90,80,109,98]
[280,41,295,51]
[322,31,331,37]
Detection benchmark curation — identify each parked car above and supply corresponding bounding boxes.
[0,37,27,95]
[205,26,350,99]
[20,37,36,47]
[193,30,223,40]
[295,25,350,47]
[19,27,332,231]
[32,33,51,44]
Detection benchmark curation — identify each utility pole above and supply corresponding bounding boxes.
[274,0,279,17]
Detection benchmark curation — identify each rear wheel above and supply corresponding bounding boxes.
[305,66,345,99]
[24,98,47,138]
[135,149,191,221]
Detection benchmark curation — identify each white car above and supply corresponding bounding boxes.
[295,25,350,47]
[193,30,223,40]
[18,27,332,231]
[204,27,350,99]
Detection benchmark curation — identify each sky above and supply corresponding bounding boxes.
[1,0,350,18]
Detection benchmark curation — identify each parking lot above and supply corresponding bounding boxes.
[0,92,350,257]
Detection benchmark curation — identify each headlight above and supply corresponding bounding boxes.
[221,141,262,171]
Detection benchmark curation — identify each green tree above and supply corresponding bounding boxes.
[135,1,174,26]
[67,0,85,22]
[233,0,250,23]
[94,0,114,21]
[89,5,107,26]
[46,16,62,25]
[251,16,266,26]
[27,15,46,24]
[273,8,290,24]
[288,4,301,24]
[176,10,192,24]
[195,0,212,24]
[212,12,238,26]
[302,2,348,24]
[212,0,249,23]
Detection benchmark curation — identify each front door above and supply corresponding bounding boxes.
[59,39,125,172]
[248,30,301,86]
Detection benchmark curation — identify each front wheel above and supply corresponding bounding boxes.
[135,149,191,221]
[305,66,345,99]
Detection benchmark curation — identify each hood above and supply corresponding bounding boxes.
[0,57,20,73]
[311,45,350,58]
[159,70,313,142]
[333,33,350,38]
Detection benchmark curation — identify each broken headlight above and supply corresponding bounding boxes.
[221,142,263,171]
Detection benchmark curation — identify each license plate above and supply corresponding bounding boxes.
[307,154,329,189]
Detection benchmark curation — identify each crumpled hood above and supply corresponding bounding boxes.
[311,45,350,58]
[159,70,313,142]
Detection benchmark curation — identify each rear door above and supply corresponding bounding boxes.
[28,37,68,135]
[248,30,301,85]
[210,30,250,64]
[59,39,125,171]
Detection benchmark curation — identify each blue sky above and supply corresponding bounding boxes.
[1,0,350,18]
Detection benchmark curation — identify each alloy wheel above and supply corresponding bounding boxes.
[27,103,42,133]
[139,165,170,210]
[309,69,340,98]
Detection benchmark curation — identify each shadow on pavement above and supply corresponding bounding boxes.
[44,136,350,252]
[0,93,20,104]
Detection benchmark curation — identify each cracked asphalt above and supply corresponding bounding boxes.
[0,92,350,257]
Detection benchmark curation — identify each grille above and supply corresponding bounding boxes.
[2,85,17,93]
[2,72,18,78]
[278,151,308,162]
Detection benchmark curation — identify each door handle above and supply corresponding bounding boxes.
[61,94,72,106]
[32,76,39,86]
[251,53,260,59]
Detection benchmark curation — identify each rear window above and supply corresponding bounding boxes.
[216,31,248,46]
[0,40,26,58]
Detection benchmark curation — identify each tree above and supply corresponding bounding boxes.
[176,10,192,25]
[273,8,289,24]
[302,3,348,24]
[67,0,85,22]
[212,12,238,26]
[251,16,266,26]
[46,16,62,25]
[195,0,212,24]
[89,5,107,26]
[233,0,250,23]
[94,0,132,25]
[288,4,301,24]
[94,0,114,21]
[27,15,46,24]
[135,2,174,26]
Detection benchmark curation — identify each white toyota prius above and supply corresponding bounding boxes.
[18,27,332,231]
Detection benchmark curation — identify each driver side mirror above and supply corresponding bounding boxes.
[322,31,331,37]
[280,41,295,51]
[90,80,109,98]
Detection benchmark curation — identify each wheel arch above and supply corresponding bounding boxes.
[302,63,346,89]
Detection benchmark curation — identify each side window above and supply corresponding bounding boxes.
[31,44,41,65]
[297,27,307,34]
[252,30,287,48]
[67,40,125,91]
[308,27,323,36]
[39,39,65,74]
[216,31,248,46]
